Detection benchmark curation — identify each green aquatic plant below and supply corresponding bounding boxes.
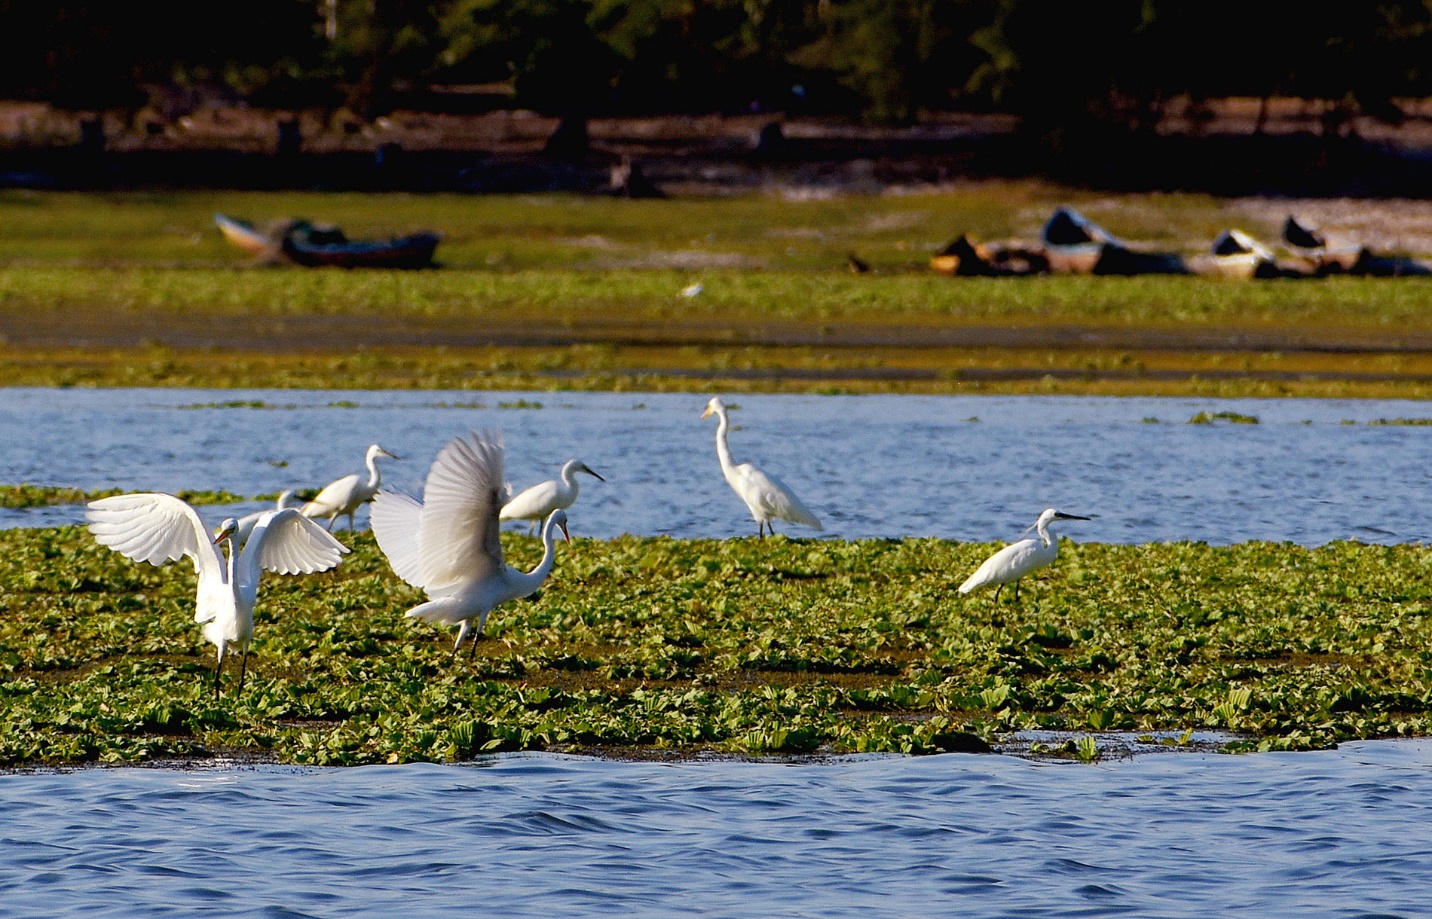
[3,529,1432,766]
[1188,411,1260,424]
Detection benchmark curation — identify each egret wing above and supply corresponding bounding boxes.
[370,490,427,589]
[86,493,223,577]
[417,430,506,592]
[244,508,349,577]
[499,479,559,520]
[86,493,227,622]
[740,465,822,529]
[959,538,1038,593]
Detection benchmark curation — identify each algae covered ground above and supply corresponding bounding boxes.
[4,525,1432,767]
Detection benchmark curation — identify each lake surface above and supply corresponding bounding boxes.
[2,388,1431,545]
[2,740,1431,917]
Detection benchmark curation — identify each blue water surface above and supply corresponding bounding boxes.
[2,741,1431,918]
[3,388,1431,545]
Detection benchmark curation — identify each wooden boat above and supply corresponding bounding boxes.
[1194,229,1277,279]
[931,234,1049,277]
[1041,206,1111,274]
[1282,215,1364,274]
[281,222,441,269]
[214,213,270,255]
[1040,206,1186,275]
[215,213,440,269]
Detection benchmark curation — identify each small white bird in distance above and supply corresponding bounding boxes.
[701,396,822,537]
[301,443,398,531]
[682,282,704,297]
[234,489,298,546]
[958,508,1090,605]
[500,459,604,533]
[370,430,571,656]
[86,494,349,696]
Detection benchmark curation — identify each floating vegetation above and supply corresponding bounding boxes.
[426,401,489,410]
[1188,411,1259,424]
[177,400,272,410]
[2,529,1432,767]
[327,400,361,409]
[498,400,544,410]
[1367,418,1432,426]
[0,484,121,508]
[1142,417,1159,424]
[0,485,249,509]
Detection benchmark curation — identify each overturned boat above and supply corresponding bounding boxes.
[1194,229,1279,279]
[1040,206,1187,275]
[1282,215,1430,277]
[215,214,440,269]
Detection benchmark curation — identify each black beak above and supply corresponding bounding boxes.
[1054,512,1091,521]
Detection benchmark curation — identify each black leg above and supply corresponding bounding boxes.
[1013,580,1021,604]
[237,649,249,695]
[213,646,225,698]
[992,584,1004,606]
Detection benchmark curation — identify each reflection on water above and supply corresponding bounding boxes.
[2,388,1431,545]
[1,741,1430,917]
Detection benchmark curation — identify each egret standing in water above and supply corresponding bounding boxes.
[86,494,349,696]
[370,430,570,655]
[701,396,821,537]
[959,508,1090,605]
[500,459,603,533]
[301,443,397,531]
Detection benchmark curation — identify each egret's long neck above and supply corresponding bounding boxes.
[559,463,580,500]
[513,513,562,593]
[224,538,238,587]
[713,410,737,480]
[1037,521,1055,550]
[364,452,383,490]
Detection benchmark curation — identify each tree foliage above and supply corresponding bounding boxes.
[5,1,1432,125]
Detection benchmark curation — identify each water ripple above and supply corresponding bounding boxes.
[5,389,1432,545]
[7,743,1432,916]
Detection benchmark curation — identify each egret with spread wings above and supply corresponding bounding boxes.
[371,431,570,655]
[86,494,349,696]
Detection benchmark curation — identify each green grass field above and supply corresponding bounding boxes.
[5,186,1432,396]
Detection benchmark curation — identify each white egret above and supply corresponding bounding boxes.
[301,444,398,531]
[234,489,298,546]
[701,396,821,537]
[958,508,1090,605]
[85,494,349,696]
[500,459,604,532]
[370,430,571,655]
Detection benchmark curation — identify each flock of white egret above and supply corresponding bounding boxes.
[84,397,1086,695]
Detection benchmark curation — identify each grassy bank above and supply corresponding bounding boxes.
[5,188,1432,396]
[4,527,1432,767]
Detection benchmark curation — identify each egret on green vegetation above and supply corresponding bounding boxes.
[301,444,397,531]
[371,430,570,655]
[500,459,604,533]
[702,396,821,537]
[234,489,297,546]
[959,508,1090,605]
[85,494,348,696]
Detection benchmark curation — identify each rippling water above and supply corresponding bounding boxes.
[2,741,1431,917]
[3,388,1431,545]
